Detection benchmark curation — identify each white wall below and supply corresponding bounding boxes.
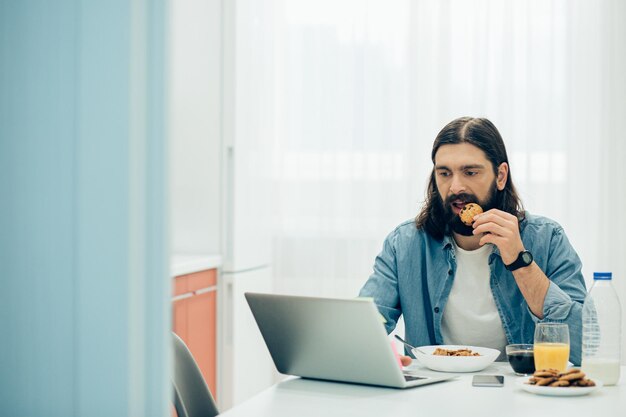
[169,0,223,255]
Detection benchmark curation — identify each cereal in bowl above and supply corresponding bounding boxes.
[432,347,481,357]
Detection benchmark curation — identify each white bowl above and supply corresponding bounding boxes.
[411,345,500,373]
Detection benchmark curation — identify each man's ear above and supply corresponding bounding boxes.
[496,162,509,190]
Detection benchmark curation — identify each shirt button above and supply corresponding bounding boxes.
[448,269,453,275]
[434,307,440,313]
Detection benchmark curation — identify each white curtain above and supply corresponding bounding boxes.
[234,0,626,344]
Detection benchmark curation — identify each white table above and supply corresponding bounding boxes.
[219,363,626,416]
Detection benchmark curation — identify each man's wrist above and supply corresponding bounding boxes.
[505,250,533,271]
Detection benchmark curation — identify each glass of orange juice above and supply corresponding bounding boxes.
[533,323,570,372]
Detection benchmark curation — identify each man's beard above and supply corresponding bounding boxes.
[442,182,500,237]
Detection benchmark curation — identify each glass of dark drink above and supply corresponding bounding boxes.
[506,344,535,376]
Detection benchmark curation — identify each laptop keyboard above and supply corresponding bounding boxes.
[404,375,428,382]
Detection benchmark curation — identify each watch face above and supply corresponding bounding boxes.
[521,252,533,263]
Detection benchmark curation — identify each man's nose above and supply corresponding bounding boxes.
[449,176,466,195]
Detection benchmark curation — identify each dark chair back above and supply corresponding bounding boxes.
[172,333,219,417]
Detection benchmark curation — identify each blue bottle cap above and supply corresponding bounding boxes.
[593,272,612,280]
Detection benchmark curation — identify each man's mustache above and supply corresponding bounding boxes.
[444,193,479,206]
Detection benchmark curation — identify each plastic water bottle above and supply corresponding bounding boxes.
[581,272,621,385]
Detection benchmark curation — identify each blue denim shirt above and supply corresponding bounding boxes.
[359,212,587,365]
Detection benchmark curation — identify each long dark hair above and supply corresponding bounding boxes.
[415,117,524,240]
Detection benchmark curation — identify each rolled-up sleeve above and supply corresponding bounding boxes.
[528,226,587,365]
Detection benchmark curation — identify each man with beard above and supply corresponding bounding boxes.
[359,117,587,365]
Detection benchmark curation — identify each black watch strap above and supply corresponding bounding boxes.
[505,250,533,271]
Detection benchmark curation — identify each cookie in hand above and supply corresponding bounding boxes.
[459,203,483,226]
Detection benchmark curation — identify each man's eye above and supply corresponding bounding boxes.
[437,171,450,177]
[465,171,477,176]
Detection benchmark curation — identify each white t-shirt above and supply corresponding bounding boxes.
[441,242,508,355]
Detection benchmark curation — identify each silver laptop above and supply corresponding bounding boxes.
[245,292,455,389]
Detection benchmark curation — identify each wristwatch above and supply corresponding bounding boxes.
[505,250,533,271]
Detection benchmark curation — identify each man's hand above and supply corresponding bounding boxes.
[472,208,550,319]
[399,355,412,366]
[472,209,524,265]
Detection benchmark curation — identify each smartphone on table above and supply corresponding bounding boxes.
[472,374,504,387]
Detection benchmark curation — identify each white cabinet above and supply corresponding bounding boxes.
[169,0,277,411]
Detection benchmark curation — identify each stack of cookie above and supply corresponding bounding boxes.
[526,369,596,387]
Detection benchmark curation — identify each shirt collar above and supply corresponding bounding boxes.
[441,232,501,262]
